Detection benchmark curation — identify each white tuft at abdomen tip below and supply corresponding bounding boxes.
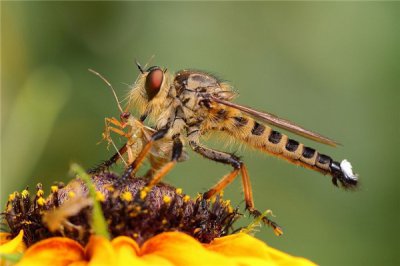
[340,159,358,181]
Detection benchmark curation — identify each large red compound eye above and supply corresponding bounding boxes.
[145,66,163,100]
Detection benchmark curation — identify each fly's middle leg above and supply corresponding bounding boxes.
[189,140,242,199]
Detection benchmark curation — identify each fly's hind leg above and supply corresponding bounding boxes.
[240,164,283,236]
[189,139,282,235]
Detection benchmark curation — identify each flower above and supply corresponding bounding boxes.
[1,166,316,265]
[1,230,316,266]
[3,172,238,247]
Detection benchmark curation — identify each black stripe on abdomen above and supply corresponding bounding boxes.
[251,121,265,136]
[285,139,299,152]
[317,154,332,165]
[233,116,248,127]
[268,130,282,144]
[302,147,316,158]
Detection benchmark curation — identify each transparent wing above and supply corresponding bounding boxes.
[210,96,339,147]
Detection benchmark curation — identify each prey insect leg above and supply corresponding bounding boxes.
[88,117,129,174]
[121,128,169,179]
[103,117,130,139]
[189,140,282,235]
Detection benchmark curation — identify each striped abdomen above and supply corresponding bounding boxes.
[211,109,358,189]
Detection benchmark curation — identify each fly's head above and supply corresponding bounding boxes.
[127,64,173,120]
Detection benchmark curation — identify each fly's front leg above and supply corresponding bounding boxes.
[121,128,169,180]
[189,138,282,235]
[143,106,185,184]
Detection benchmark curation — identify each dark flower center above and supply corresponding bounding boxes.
[3,173,239,247]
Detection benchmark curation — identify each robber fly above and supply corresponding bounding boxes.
[115,62,359,236]
[87,69,187,178]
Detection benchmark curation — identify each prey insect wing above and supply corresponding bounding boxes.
[210,95,339,147]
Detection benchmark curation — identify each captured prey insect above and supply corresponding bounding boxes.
[118,63,359,236]
[87,69,188,178]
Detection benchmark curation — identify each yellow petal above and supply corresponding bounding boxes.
[206,233,272,259]
[68,262,88,266]
[0,230,24,254]
[136,255,175,266]
[17,237,84,266]
[206,233,316,266]
[85,236,116,266]
[112,236,140,254]
[111,236,139,265]
[227,256,280,266]
[111,236,172,266]
[140,232,229,266]
[1,231,315,266]
[258,245,317,266]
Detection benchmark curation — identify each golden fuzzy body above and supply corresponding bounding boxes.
[126,67,355,183]
[203,105,329,175]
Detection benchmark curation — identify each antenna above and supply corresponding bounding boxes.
[135,54,155,74]
[135,60,144,74]
[88,69,124,114]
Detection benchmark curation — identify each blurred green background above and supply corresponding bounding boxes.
[1,2,399,265]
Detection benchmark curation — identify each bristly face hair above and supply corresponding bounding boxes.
[2,173,239,247]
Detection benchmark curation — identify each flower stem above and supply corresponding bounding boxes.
[70,163,110,240]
